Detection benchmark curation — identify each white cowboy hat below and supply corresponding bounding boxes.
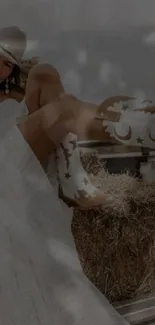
[0,26,26,67]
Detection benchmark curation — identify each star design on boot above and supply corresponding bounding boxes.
[60,144,72,168]
[136,136,143,144]
[65,172,71,179]
[83,178,89,185]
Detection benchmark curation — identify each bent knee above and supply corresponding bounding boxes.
[29,63,61,84]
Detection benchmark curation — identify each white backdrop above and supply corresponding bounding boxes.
[1,1,155,104]
[1,0,155,34]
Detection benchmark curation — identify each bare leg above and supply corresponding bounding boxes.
[25,64,65,114]
[18,103,71,167]
[25,64,120,142]
[41,95,116,142]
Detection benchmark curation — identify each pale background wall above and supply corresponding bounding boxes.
[1,0,155,102]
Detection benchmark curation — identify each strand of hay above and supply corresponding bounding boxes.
[71,153,155,303]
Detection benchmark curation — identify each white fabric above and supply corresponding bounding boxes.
[17,97,28,121]
[0,99,25,137]
[0,99,129,324]
[102,104,155,149]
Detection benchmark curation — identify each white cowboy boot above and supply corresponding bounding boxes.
[56,132,112,209]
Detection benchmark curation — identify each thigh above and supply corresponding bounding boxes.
[55,97,116,142]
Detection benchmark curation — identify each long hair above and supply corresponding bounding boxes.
[0,64,21,94]
[0,57,39,94]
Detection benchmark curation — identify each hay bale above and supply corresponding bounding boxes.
[71,153,155,303]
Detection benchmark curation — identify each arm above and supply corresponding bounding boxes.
[24,67,41,114]
[0,89,24,103]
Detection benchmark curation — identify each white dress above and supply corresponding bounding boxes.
[0,98,128,325]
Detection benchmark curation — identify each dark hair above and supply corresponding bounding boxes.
[0,64,20,93]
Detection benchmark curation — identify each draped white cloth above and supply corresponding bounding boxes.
[0,99,129,324]
[102,103,155,149]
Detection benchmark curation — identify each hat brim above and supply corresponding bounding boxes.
[0,46,39,74]
[0,46,20,66]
